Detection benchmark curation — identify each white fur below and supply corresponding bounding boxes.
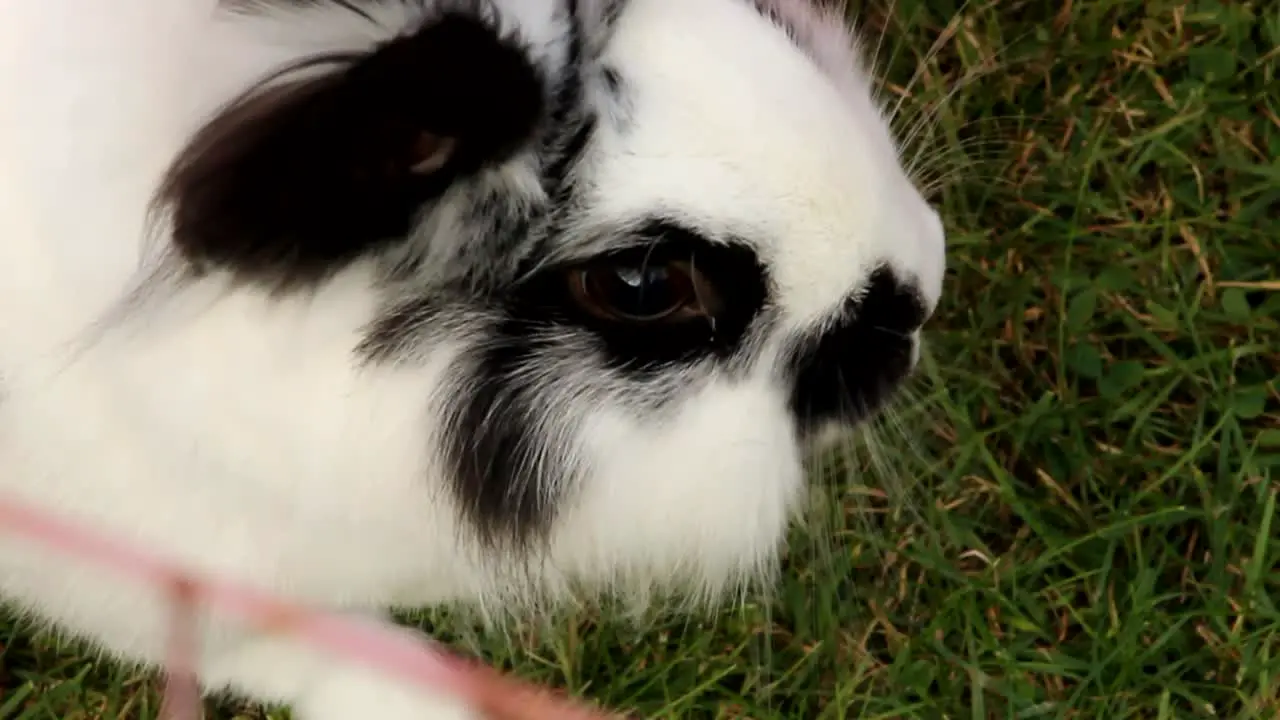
[0,0,944,717]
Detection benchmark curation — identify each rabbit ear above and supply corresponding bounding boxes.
[156,12,545,289]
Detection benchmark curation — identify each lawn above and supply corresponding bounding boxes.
[2,0,1277,718]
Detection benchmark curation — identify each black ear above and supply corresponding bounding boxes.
[157,12,545,288]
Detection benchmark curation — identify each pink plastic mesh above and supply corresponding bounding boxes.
[0,495,616,720]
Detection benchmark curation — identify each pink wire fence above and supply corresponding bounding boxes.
[0,495,618,720]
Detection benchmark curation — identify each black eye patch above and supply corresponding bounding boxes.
[424,221,769,551]
[506,220,770,373]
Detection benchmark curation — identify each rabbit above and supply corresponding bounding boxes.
[0,0,947,717]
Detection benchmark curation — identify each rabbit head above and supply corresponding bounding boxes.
[151,0,945,603]
[2,0,945,613]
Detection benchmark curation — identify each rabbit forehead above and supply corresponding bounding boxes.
[579,0,929,329]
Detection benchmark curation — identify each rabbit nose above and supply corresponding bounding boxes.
[784,266,927,432]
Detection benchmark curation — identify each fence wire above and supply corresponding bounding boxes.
[0,495,616,719]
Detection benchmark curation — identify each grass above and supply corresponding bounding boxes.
[2,0,1278,717]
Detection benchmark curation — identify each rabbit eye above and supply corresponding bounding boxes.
[567,260,718,323]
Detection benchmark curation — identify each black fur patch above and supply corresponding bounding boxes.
[786,266,926,434]
[368,222,772,547]
[510,221,769,373]
[156,10,546,289]
[438,323,578,550]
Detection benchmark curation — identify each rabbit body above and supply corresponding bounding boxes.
[0,1,945,717]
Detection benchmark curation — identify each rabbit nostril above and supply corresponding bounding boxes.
[784,266,927,433]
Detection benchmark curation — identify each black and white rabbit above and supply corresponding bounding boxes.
[0,0,946,717]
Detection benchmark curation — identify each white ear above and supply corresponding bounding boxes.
[749,0,876,100]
